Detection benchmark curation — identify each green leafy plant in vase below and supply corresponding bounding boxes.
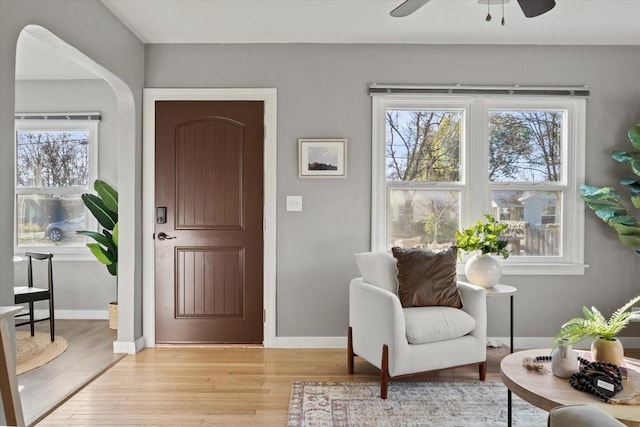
[456,213,509,288]
[554,295,640,366]
[77,179,118,329]
[580,123,640,253]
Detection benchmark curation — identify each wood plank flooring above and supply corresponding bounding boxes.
[17,320,123,426]
[35,346,640,426]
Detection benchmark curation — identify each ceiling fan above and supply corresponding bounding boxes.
[390,0,556,18]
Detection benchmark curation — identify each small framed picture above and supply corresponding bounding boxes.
[298,138,347,178]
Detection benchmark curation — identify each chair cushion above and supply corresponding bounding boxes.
[548,405,626,427]
[392,246,462,309]
[404,306,476,345]
[355,251,398,294]
[14,286,50,304]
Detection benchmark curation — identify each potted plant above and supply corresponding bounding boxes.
[554,296,640,366]
[77,179,118,329]
[456,213,509,288]
[580,122,640,252]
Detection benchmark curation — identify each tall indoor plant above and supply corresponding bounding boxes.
[580,122,640,252]
[456,213,509,288]
[77,179,118,329]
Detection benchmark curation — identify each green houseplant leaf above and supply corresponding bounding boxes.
[94,179,118,213]
[455,213,510,259]
[77,179,119,280]
[629,124,640,150]
[86,243,115,265]
[81,193,117,230]
[555,295,640,346]
[579,122,640,251]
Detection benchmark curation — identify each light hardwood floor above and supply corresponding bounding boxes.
[35,346,640,426]
[17,320,124,426]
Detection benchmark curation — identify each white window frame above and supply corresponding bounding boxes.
[14,119,99,259]
[372,95,587,275]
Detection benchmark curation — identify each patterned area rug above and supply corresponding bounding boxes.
[288,381,548,426]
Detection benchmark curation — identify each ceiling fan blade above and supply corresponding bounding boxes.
[517,0,556,18]
[390,0,431,17]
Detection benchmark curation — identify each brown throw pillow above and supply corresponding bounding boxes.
[391,246,462,309]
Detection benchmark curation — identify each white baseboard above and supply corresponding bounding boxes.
[271,336,347,349]
[489,336,640,350]
[31,309,108,320]
[270,336,640,350]
[113,337,146,354]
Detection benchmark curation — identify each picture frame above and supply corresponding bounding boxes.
[298,138,347,178]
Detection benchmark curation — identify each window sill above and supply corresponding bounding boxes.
[13,252,98,262]
[456,262,588,276]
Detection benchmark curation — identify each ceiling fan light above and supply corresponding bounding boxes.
[516,0,556,18]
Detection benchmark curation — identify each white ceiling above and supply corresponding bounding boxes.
[14,0,640,81]
[101,0,640,45]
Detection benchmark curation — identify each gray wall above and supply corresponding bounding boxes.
[146,43,640,339]
[14,79,118,312]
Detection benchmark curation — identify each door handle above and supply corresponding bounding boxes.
[156,232,176,241]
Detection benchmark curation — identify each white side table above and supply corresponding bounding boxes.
[486,284,517,352]
[486,284,517,427]
[0,306,24,427]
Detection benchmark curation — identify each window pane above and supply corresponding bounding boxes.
[16,129,89,188]
[17,194,87,246]
[388,189,460,250]
[492,190,561,256]
[385,109,462,182]
[489,111,563,182]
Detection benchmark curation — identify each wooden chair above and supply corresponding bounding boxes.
[14,253,55,342]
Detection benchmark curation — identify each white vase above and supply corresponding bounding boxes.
[551,338,579,378]
[464,253,501,288]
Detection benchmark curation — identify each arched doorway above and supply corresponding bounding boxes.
[13,24,137,424]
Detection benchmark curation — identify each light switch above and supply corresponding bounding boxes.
[286,195,303,212]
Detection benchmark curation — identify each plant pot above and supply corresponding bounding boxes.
[591,337,624,366]
[108,302,118,330]
[464,253,501,288]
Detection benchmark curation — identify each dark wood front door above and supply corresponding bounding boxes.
[155,101,264,343]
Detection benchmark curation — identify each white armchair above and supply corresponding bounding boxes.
[348,251,487,399]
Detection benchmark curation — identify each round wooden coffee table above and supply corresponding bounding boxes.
[501,349,640,427]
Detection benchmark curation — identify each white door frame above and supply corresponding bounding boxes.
[142,88,277,347]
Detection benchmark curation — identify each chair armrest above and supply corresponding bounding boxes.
[349,278,407,369]
[458,281,487,342]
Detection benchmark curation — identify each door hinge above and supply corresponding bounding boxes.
[263,309,266,323]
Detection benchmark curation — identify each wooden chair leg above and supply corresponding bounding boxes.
[28,302,35,337]
[479,361,486,381]
[347,327,354,374]
[381,344,389,399]
[49,296,55,342]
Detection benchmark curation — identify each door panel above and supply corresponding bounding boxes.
[175,119,243,229]
[175,247,243,318]
[155,101,263,344]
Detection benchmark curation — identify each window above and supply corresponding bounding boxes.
[372,95,586,275]
[15,118,98,255]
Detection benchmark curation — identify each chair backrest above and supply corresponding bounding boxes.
[25,252,54,291]
[354,251,398,295]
